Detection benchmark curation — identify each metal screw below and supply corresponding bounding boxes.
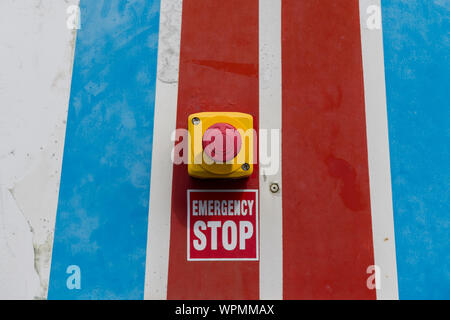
[192,117,201,125]
[270,183,280,193]
[241,163,250,171]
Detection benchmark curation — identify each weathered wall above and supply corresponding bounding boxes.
[0,0,447,300]
[0,0,78,299]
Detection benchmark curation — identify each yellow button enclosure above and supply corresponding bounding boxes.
[188,112,254,179]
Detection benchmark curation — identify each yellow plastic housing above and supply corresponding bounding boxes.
[188,112,254,179]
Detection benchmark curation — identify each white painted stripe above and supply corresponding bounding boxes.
[0,0,78,299]
[144,0,182,300]
[359,0,399,300]
[259,0,283,300]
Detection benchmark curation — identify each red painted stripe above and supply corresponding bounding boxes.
[167,0,259,299]
[281,1,376,299]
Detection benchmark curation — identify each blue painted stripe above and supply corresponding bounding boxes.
[48,0,161,300]
[382,1,450,299]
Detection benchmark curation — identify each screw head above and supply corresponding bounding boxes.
[241,163,250,171]
[192,117,201,125]
[270,183,280,193]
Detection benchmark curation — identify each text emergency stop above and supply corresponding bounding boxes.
[187,190,258,261]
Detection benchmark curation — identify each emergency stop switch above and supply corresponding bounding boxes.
[188,112,254,179]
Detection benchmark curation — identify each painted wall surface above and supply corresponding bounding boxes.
[0,0,448,300]
[0,0,79,299]
[47,0,161,300]
[382,1,450,300]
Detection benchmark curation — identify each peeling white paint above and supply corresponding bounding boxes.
[0,0,78,299]
[157,0,183,84]
[0,186,41,299]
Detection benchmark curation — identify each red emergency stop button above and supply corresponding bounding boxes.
[188,112,253,179]
[202,123,242,162]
